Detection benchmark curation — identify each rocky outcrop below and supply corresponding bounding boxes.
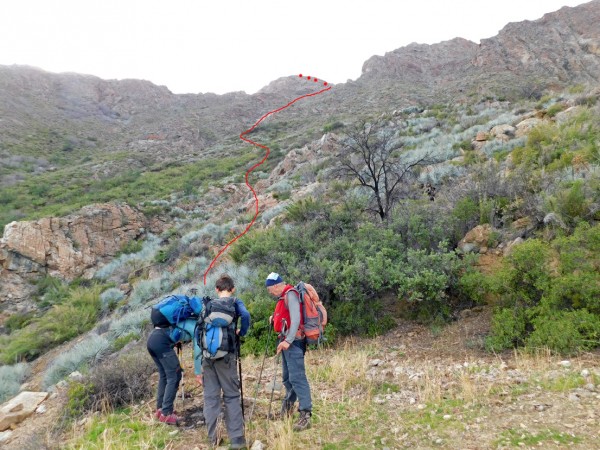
[0,203,146,311]
[458,224,494,254]
[1,203,146,280]
[473,1,600,85]
[359,1,600,101]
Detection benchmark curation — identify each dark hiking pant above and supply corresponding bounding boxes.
[147,328,181,415]
[281,338,312,412]
[202,354,245,443]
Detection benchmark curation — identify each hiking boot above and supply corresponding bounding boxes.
[158,412,179,426]
[280,400,295,418]
[229,436,247,449]
[156,408,176,419]
[293,410,311,431]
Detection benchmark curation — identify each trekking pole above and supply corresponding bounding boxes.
[236,333,245,419]
[248,325,273,425]
[176,343,185,410]
[267,354,280,421]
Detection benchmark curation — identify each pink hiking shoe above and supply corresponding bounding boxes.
[158,413,179,426]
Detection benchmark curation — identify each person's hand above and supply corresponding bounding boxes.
[196,375,203,386]
[269,315,274,325]
[276,340,290,354]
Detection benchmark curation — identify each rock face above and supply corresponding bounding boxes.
[1,1,599,183]
[359,1,600,101]
[0,203,146,310]
[1,203,146,280]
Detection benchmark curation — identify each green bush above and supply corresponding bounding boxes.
[485,307,529,352]
[111,333,139,352]
[0,285,103,363]
[451,197,479,240]
[323,121,345,133]
[493,240,551,307]
[545,103,564,118]
[484,223,600,354]
[526,310,600,354]
[242,297,277,356]
[4,311,35,333]
[64,380,97,420]
[35,275,70,307]
[546,181,591,228]
[118,239,143,255]
[457,270,489,305]
[331,300,395,337]
[232,198,470,341]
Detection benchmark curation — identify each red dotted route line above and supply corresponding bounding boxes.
[203,75,331,284]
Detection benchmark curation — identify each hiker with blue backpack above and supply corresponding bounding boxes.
[199,273,251,450]
[147,294,203,425]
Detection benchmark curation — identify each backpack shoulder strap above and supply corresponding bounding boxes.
[282,287,300,309]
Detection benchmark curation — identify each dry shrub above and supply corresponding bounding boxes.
[88,350,155,409]
[66,349,155,418]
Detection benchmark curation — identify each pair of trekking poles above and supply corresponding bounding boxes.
[247,325,281,426]
[175,320,278,429]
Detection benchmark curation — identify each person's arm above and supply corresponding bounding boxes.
[235,298,251,337]
[284,291,301,344]
[179,319,203,378]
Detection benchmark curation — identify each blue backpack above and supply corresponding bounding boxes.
[151,295,202,341]
[196,296,238,360]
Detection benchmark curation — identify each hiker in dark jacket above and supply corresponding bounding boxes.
[266,272,312,431]
[202,273,251,450]
[147,308,203,425]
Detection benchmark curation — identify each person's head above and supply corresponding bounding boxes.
[215,273,235,294]
[265,272,285,297]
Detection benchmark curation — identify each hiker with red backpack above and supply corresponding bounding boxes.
[265,272,327,432]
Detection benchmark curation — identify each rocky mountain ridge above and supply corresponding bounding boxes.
[1,1,599,186]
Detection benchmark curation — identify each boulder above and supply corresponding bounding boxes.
[554,106,583,124]
[458,224,493,254]
[490,124,516,141]
[515,118,544,137]
[475,131,488,141]
[0,391,48,431]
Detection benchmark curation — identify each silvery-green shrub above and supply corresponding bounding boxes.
[0,363,30,403]
[43,335,110,388]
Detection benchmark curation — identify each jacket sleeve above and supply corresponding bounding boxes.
[178,319,202,376]
[284,291,301,344]
[235,299,251,337]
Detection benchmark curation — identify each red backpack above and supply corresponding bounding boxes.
[273,282,328,345]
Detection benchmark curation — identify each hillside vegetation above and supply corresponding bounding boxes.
[1,81,600,448]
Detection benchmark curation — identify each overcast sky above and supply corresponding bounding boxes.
[0,0,589,95]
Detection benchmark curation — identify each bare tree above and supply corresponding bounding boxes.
[336,117,435,221]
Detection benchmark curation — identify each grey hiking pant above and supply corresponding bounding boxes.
[202,354,244,443]
[281,338,312,412]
